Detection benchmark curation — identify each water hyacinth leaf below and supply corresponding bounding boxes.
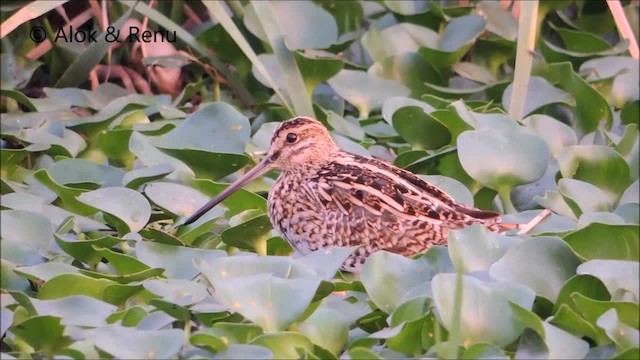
[418,15,486,68]
[144,182,211,217]
[476,0,517,41]
[298,306,349,355]
[221,214,272,253]
[87,324,184,359]
[54,233,122,265]
[327,69,410,118]
[247,1,338,51]
[250,54,285,92]
[450,101,518,131]
[382,97,435,125]
[503,77,575,117]
[461,343,509,359]
[558,178,613,217]
[620,101,639,126]
[547,62,613,136]
[349,347,382,360]
[196,254,316,282]
[128,131,194,181]
[294,50,344,95]
[522,114,578,157]
[77,187,151,234]
[191,323,264,348]
[0,53,43,89]
[9,316,73,355]
[457,128,549,191]
[577,260,639,300]
[452,62,497,84]
[557,145,631,203]
[327,112,365,141]
[616,124,639,182]
[13,262,81,282]
[432,273,535,346]
[510,303,590,359]
[383,297,433,354]
[370,53,445,98]
[553,274,610,315]
[37,158,117,188]
[148,299,191,322]
[205,272,322,333]
[142,279,208,306]
[383,0,429,15]
[250,332,314,359]
[37,273,116,301]
[294,247,357,281]
[596,309,640,348]
[1,307,12,338]
[1,259,30,291]
[361,23,438,63]
[549,304,607,344]
[360,251,432,314]
[580,56,639,108]
[571,292,639,330]
[391,106,451,150]
[420,175,474,206]
[535,190,577,220]
[0,210,54,250]
[122,164,174,189]
[212,344,273,359]
[563,223,639,261]
[135,241,227,279]
[489,237,582,302]
[152,102,251,179]
[191,179,267,217]
[448,224,521,273]
[29,296,116,327]
[92,247,150,275]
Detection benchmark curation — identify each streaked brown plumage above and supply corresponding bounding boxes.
[185,116,517,272]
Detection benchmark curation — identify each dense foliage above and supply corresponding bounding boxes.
[1,0,638,359]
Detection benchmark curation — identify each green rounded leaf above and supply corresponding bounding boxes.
[391,106,451,150]
[328,69,410,117]
[489,237,582,302]
[503,77,576,117]
[457,128,549,190]
[360,251,432,313]
[30,296,116,327]
[250,332,314,359]
[577,260,639,301]
[298,306,349,355]
[448,224,521,273]
[432,273,535,346]
[135,241,226,279]
[87,324,184,359]
[557,145,631,204]
[77,187,151,233]
[522,114,578,157]
[563,223,639,261]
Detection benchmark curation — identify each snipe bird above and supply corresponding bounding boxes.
[185,116,518,272]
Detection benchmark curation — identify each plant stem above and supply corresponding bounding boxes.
[446,271,464,359]
[498,187,517,214]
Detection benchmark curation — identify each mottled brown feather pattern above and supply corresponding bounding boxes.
[185,116,518,272]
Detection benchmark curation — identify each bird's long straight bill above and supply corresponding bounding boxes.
[183,158,272,225]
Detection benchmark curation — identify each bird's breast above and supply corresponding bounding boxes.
[267,173,324,255]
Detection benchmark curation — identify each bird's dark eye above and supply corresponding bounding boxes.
[286,133,298,143]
